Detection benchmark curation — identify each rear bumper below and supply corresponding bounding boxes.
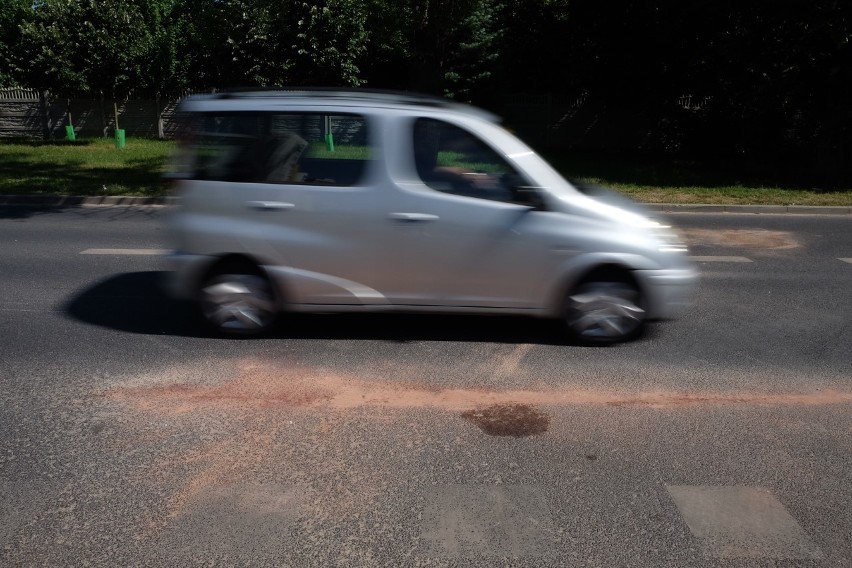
[635,267,698,320]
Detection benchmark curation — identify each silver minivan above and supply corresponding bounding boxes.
[164,89,696,344]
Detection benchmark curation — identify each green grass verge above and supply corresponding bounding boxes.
[1,138,850,205]
[545,151,852,206]
[0,137,172,197]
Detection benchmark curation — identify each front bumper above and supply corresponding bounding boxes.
[635,267,698,320]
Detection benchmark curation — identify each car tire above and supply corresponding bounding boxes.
[197,262,279,336]
[564,269,646,345]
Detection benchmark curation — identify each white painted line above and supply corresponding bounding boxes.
[689,255,753,263]
[80,248,169,256]
[840,258,852,264]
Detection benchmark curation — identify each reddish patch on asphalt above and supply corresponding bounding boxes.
[99,360,852,540]
[102,360,852,413]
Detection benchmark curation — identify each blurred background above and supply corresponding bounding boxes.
[1,0,850,190]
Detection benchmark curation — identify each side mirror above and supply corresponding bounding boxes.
[512,185,546,210]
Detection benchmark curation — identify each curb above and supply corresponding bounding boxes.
[646,204,851,215]
[0,195,174,207]
[0,195,850,214]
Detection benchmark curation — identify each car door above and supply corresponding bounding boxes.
[379,116,552,309]
[193,111,387,306]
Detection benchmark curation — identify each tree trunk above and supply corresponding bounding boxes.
[39,90,50,140]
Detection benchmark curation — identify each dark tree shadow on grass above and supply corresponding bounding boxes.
[543,150,852,192]
[0,155,167,195]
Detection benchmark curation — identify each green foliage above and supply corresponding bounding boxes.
[490,0,570,93]
[441,0,502,101]
[1,0,850,181]
[293,0,370,86]
[0,0,31,86]
[14,0,188,96]
[17,0,87,91]
[186,0,297,88]
[403,0,502,98]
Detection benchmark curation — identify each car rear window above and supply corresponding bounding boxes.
[178,112,371,186]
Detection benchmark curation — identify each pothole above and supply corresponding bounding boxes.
[461,403,550,437]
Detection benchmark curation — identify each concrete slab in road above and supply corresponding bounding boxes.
[667,485,822,560]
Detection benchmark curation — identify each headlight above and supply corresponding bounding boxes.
[648,221,688,252]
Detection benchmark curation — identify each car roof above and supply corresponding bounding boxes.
[178,88,499,122]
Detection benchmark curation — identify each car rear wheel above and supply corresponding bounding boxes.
[198,265,278,336]
[564,270,645,345]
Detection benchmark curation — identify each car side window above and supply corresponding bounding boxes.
[189,112,370,186]
[413,118,531,204]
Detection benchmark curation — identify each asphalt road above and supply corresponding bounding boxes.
[0,205,850,567]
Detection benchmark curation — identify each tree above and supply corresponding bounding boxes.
[138,0,191,96]
[492,0,571,94]
[687,1,852,180]
[16,0,87,92]
[0,0,31,87]
[15,0,182,97]
[440,0,502,101]
[183,0,297,89]
[291,0,370,86]
[401,0,503,99]
[181,0,370,89]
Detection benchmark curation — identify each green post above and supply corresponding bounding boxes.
[113,101,125,148]
[66,102,75,141]
[323,115,334,152]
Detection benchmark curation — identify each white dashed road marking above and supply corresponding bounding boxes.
[667,485,822,559]
[689,256,753,263]
[840,258,852,264]
[80,248,169,255]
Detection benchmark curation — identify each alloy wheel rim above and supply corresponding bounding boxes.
[567,282,645,339]
[201,274,276,332]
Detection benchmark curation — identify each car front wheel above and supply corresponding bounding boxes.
[564,272,645,345]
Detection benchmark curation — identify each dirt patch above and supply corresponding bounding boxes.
[136,415,280,539]
[103,363,335,414]
[103,360,852,413]
[461,403,550,437]
[682,228,800,250]
[99,360,851,541]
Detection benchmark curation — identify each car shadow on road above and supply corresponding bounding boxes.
[63,271,201,337]
[63,271,649,346]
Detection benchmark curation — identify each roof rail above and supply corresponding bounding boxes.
[203,87,497,120]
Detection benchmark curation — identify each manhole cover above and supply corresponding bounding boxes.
[461,403,550,437]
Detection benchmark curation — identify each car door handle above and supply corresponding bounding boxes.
[388,212,440,223]
[246,201,295,210]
